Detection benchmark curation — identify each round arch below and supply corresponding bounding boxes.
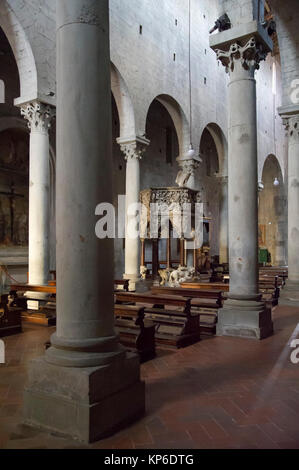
[0,1,38,100]
[145,94,191,158]
[261,154,284,184]
[202,123,228,177]
[259,154,286,266]
[110,62,136,139]
[199,123,228,264]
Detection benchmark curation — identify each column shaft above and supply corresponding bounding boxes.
[213,37,273,339]
[125,155,140,279]
[47,0,121,365]
[287,116,299,281]
[21,101,55,286]
[24,0,145,443]
[219,176,228,264]
[228,67,259,299]
[118,137,149,288]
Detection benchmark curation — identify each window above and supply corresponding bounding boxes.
[0,80,5,103]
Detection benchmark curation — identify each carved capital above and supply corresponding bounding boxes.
[76,5,100,25]
[283,115,299,142]
[216,37,268,74]
[176,159,200,188]
[118,138,149,161]
[21,101,56,135]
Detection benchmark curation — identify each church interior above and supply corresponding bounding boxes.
[0,0,299,451]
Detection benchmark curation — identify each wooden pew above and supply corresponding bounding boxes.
[115,291,200,348]
[152,286,223,336]
[181,279,278,307]
[114,304,155,362]
[114,280,129,292]
[0,294,22,337]
[47,279,130,292]
[259,268,288,286]
[9,284,56,326]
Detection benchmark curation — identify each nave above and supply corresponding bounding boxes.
[0,303,298,449]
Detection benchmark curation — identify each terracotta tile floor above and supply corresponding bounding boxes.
[0,304,299,449]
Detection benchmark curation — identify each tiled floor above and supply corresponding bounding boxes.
[0,304,299,449]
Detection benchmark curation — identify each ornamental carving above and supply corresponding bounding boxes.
[21,101,56,135]
[119,141,148,161]
[76,5,100,26]
[216,37,268,73]
[176,159,200,188]
[283,115,299,142]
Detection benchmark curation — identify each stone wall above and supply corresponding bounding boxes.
[1,0,293,277]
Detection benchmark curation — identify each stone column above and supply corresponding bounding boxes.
[213,37,273,339]
[21,101,55,287]
[117,137,149,290]
[218,175,228,264]
[281,115,299,300]
[24,0,144,443]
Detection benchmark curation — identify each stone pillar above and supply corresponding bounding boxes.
[218,175,228,264]
[24,0,145,443]
[117,137,149,290]
[21,101,55,287]
[281,115,299,300]
[213,37,273,339]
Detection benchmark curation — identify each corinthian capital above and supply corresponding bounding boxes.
[216,37,268,74]
[117,136,150,161]
[21,101,56,135]
[283,115,299,142]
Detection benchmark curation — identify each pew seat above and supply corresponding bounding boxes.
[115,291,200,348]
[114,304,155,362]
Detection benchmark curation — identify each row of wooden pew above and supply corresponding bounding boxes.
[5,267,288,362]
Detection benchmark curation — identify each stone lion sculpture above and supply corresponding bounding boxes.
[168,266,196,287]
[140,265,148,280]
[158,269,173,286]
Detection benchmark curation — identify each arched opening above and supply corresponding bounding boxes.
[0,1,38,100]
[141,97,182,273]
[0,25,29,289]
[259,154,286,266]
[0,128,29,246]
[143,98,180,189]
[111,62,136,139]
[199,125,228,264]
[111,92,126,278]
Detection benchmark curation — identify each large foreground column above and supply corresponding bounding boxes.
[218,175,228,264]
[24,0,144,443]
[212,36,273,339]
[281,114,299,301]
[117,137,149,290]
[21,101,55,286]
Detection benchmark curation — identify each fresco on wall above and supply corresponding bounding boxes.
[0,129,29,247]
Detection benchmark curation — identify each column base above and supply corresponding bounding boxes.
[123,274,141,292]
[280,280,299,305]
[217,298,273,340]
[24,352,145,443]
